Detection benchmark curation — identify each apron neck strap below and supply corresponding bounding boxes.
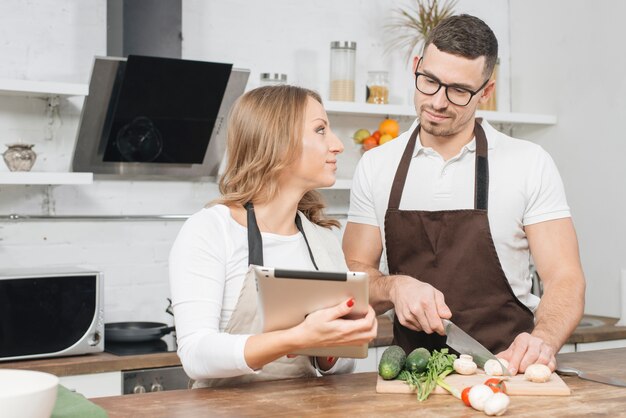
[245,202,265,266]
[244,202,318,269]
[387,119,490,211]
[474,118,489,210]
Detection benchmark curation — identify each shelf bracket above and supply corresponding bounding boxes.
[44,95,62,140]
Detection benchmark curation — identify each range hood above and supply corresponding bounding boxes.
[72,55,249,179]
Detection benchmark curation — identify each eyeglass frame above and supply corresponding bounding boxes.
[414,57,491,107]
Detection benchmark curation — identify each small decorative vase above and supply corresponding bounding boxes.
[3,143,37,172]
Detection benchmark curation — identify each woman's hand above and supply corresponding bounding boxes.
[294,298,378,349]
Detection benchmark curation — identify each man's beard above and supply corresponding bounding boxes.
[419,106,456,137]
[419,106,472,137]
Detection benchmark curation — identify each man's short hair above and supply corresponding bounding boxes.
[424,14,498,78]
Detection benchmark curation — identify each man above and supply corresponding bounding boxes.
[342,14,585,375]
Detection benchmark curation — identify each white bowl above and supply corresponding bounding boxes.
[0,369,59,418]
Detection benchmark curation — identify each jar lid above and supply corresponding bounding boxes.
[330,41,357,50]
[260,73,287,82]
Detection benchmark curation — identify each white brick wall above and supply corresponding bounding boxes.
[1,0,560,326]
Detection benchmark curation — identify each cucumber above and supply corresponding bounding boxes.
[378,345,406,380]
[405,347,431,373]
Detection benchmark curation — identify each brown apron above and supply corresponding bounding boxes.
[193,204,325,388]
[385,121,534,355]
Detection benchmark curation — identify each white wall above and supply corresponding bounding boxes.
[1,0,618,324]
[509,0,626,317]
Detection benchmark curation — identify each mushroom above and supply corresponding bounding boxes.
[454,354,478,375]
[467,384,494,411]
[483,392,510,416]
[484,358,510,376]
[524,363,552,383]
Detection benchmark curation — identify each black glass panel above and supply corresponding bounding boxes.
[102,55,233,164]
[0,276,96,357]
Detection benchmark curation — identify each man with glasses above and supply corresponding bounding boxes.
[343,14,585,375]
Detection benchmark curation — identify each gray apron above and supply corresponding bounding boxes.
[194,203,342,388]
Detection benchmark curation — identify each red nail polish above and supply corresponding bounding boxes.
[347,298,355,308]
[327,357,335,363]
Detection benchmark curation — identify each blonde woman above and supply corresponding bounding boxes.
[169,85,378,387]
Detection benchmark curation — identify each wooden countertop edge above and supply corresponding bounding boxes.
[0,352,182,377]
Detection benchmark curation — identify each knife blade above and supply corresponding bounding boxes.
[556,366,626,387]
[442,319,510,376]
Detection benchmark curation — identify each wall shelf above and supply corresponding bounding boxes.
[324,101,557,126]
[0,172,93,185]
[0,78,88,98]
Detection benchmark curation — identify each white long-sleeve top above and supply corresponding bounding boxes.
[169,204,354,379]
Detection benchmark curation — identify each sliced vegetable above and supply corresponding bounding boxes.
[484,358,509,376]
[405,347,430,373]
[378,345,406,380]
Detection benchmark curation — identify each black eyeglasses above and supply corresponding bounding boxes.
[414,58,490,107]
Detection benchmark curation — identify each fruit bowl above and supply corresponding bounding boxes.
[0,369,59,418]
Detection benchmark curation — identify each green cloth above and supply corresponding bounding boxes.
[51,385,109,418]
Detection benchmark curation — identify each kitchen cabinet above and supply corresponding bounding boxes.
[0,78,93,185]
[575,339,626,352]
[58,371,122,398]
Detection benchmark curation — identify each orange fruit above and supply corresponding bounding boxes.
[379,133,394,145]
[379,119,400,138]
[372,130,382,141]
[362,136,378,151]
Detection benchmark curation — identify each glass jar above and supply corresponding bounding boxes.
[3,143,37,172]
[329,41,356,102]
[366,71,389,104]
[260,73,287,87]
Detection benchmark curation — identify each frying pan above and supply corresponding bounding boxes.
[105,322,175,343]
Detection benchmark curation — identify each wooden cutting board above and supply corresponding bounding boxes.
[376,370,571,396]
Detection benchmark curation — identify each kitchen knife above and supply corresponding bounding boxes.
[556,366,626,387]
[442,319,510,376]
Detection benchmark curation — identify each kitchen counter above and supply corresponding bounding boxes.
[372,314,626,347]
[91,347,626,417]
[0,352,181,377]
[1,315,624,377]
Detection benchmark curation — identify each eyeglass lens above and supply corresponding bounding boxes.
[415,74,473,106]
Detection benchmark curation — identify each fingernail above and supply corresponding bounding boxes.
[347,298,355,308]
[327,357,335,363]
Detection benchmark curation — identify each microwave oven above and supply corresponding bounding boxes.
[0,268,104,361]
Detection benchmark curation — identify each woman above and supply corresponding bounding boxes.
[169,85,378,387]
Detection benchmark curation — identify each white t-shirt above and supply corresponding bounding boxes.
[348,119,570,312]
[169,204,352,379]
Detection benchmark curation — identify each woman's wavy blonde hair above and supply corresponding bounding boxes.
[213,85,339,229]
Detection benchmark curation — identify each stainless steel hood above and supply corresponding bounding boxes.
[72,55,249,179]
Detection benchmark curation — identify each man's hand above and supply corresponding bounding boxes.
[390,275,452,335]
[497,332,557,375]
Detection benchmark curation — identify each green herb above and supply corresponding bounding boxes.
[401,348,458,402]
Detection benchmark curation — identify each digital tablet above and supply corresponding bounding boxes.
[253,265,369,359]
